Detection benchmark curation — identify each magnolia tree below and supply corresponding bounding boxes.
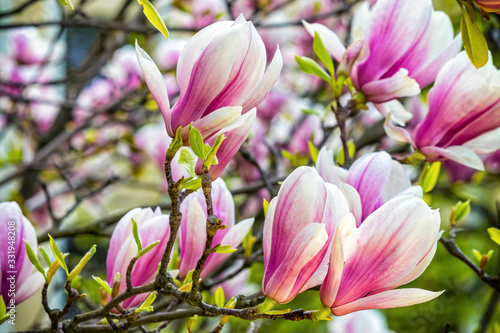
[0,0,500,332]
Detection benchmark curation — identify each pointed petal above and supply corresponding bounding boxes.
[205,109,256,179]
[135,41,172,136]
[334,196,440,306]
[264,223,329,303]
[346,152,393,221]
[332,288,444,316]
[315,147,348,186]
[179,195,207,279]
[320,225,345,307]
[241,46,283,113]
[361,68,421,103]
[420,146,485,171]
[302,21,346,62]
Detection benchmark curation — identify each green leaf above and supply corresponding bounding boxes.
[92,276,112,295]
[57,0,74,10]
[313,32,334,74]
[214,286,225,308]
[213,245,237,254]
[419,161,441,193]
[488,227,500,246]
[206,133,226,167]
[225,297,237,309]
[0,296,6,317]
[188,125,205,160]
[179,177,202,190]
[336,140,356,166]
[137,0,169,40]
[68,245,97,281]
[472,249,482,263]
[48,234,68,275]
[167,126,184,159]
[178,148,198,177]
[0,314,10,326]
[131,218,143,252]
[24,241,46,280]
[295,56,331,83]
[451,200,470,223]
[135,292,156,313]
[39,246,52,267]
[461,9,489,69]
[183,269,194,285]
[308,141,319,164]
[137,241,160,259]
[486,249,494,261]
[263,199,269,216]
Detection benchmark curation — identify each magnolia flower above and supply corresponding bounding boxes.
[320,196,443,316]
[106,207,170,309]
[304,0,461,103]
[316,148,422,226]
[262,166,349,304]
[329,310,394,333]
[475,0,500,12]
[385,52,500,170]
[178,178,253,280]
[0,202,44,305]
[136,15,282,178]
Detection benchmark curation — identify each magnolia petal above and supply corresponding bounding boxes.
[176,20,234,94]
[264,223,329,304]
[334,196,440,306]
[320,225,345,307]
[241,46,283,113]
[204,108,257,179]
[346,152,393,221]
[337,213,358,261]
[420,145,485,171]
[179,196,207,279]
[303,21,346,62]
[332,288,444,316]
[185,106,242,141]
[263,197,278,278]
[463,127,500,155]
[135,41,172,136]
[315,147,348,186]
[16,272,45,304]
[361,68,421,103]
[383,115,416,147]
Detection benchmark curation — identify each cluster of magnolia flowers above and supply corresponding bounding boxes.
[2,0,500,328]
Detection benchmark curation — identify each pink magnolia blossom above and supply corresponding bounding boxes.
[136,16,282,179]
[319,196,443,316]
[316,148,422,226]
[385,52,500,170]
[0,202,44,305]
[106,207,170,309]
[262,166,350,304]
[178,178,253,280]
[304,0,461,103]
